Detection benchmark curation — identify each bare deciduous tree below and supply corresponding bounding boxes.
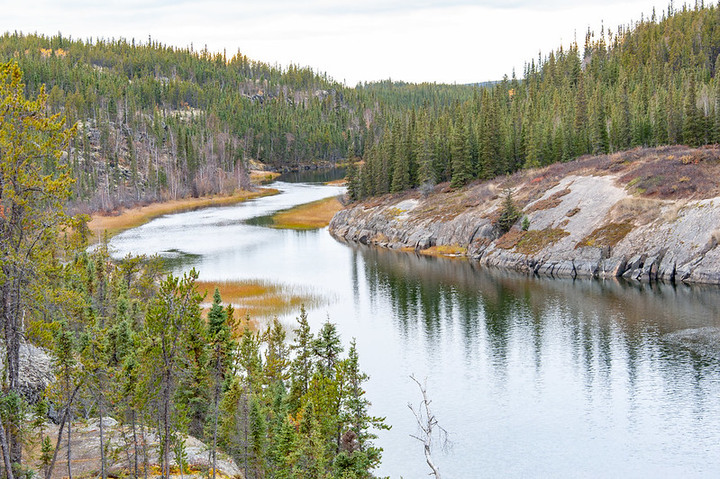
[408,375,449,479]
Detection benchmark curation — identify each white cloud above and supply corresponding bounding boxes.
[2,0,671,84]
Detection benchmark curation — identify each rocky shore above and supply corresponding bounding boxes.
[329,146,720,285]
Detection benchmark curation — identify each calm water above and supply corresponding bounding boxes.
[110,176,720,478]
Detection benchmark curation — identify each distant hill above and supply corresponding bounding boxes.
[0,34,474,213]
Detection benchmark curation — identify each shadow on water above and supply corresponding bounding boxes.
[157,249,202,271]
[244,214,275,227]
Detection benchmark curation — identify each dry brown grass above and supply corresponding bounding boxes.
[566,207,581,217]
[525,188,571,213]
[249,170,281,184]
[514,228,570,255]
[576,222,634,249]
[88,188,279,242]
[271,196,343,229]
[418,244,468,257]
[607,197,661,224]
[197,279,327,329]
[615,145,720,199]
[495,229,526,249]
[494,228,569,255]
[505,145,720,208]
[325,178,348,186]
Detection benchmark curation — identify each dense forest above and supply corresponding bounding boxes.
[348,2,720,199]
[0,33,477,214]
[0,62,388,479]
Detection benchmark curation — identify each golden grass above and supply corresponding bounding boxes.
[249,170,281,184]
[87,188,278,242]
[418,244,468,257]
[196,279,327,330]
[270,196,343,230]
[325,178,348,186]
[575,222,634,249]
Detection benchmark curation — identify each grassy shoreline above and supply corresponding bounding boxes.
[196,279,328,331]
[270,196,343,229]
[88,188,279,242]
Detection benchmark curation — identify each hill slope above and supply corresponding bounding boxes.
[331,145,720,284]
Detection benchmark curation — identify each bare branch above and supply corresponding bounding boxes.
[408,374,449,479]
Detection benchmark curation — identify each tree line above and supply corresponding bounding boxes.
[0,33,478,214]
[348,2,720,200]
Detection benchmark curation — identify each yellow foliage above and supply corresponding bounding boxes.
[271,196,343,230]
[196,279,327,326]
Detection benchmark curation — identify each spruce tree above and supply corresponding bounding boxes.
[450,122,472,188]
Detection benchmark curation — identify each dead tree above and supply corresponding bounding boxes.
[408,375,448,479]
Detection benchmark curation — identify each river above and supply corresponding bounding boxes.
[109,174,720,478]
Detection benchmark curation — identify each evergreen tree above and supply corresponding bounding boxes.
[143,270,203,479]
[0,61,76,475]
[450,121,472,188]
[683,75,703,146]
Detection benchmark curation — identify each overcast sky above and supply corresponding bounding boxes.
[3,0,672,85]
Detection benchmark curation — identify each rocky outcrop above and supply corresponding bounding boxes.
[330,154,720,285]
[43,417,242,479]
[0,342,55,403]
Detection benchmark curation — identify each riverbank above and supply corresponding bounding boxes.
[88,188,279,242]
[270,196,343,229]
[329,145,720,285]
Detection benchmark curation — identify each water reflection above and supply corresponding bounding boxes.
[357,243,720,345]
[276,167,347,183]
[353,243,720,476]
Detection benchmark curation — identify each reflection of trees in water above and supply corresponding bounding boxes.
[277,167,347,184]
[355,244,720,392]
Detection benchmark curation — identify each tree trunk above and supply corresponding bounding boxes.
[141,422,149,479]
[98,394,107,479]
[211,383,220,479]
[120,422,132,479]
[45,383,81,479]
[132,411,139,479]
[3,281,22,467]
[163,371,171,479]
[0,415,16,479]
[67,410,73,479]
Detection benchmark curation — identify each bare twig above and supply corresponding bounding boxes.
[408,375,448,479]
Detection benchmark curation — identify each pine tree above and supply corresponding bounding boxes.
[592,90,609,154]
[334,340,389,478]
[0,61,76,475]
[450,122,472,188]
[683,75,703,146]
[206,288,235,479]
[289,306,315,413]
[143,270,203,479]
[313,321,343,378]
[495,188,521,234]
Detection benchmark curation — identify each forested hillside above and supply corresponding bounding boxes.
[0,34,477,214]
[349,3,720,199]
[6,4,720,212]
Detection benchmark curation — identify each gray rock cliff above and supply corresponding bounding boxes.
[330,173,720,285]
